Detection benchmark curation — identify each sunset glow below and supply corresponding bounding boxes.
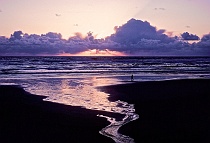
[58,49,126,56]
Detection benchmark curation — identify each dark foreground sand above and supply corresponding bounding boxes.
[99,78,210,143]
[1,79,210,143]
[0,85,116,143]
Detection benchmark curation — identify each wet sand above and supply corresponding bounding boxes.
[99,78,210,143]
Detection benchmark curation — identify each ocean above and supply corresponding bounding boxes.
[0,56,210,142]
[1,56,210,81]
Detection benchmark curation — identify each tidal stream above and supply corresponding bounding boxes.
[98,101,139,143]
[19,78,139,143]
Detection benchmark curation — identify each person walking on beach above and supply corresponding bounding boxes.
[131,74,134,81]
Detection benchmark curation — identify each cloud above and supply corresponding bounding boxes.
[201,33,210,42]
[109,18,170,44]
[55,14,61,17]
[105,19,208,56]
[186,26,191,28]
[43,32,62,39]
[181,32,200,40]
[108,18,175,47]
[159,8,166,10]
[10,31,23,40]
[191,33,210,55]
[0,9,2,12]
[196,33,210,48]
[0,19,209,56]
[154,8,166,10]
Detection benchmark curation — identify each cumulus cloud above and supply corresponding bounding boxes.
[0,19,209,56]
[190,33,210,55]
[181,32,200,40]
[106,19,209,56]
[196,34,210,49]
[10,31,23,40]
[106,18,182,55]
[109,18,173,45]
[201,33,210,42]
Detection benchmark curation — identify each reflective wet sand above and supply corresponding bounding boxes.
[23,77,139,143]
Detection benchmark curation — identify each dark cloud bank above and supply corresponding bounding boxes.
[0,18,210,56]
[181,32,200,41]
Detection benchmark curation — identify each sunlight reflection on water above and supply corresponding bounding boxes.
[26,77,129,113]
[44,80,126,113]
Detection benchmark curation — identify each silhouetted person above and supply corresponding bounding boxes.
[131,74,134,81]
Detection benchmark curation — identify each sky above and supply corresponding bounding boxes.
[0,0,210,56]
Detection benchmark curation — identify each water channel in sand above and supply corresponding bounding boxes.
[98,102,139,143]
[1,76,139,143]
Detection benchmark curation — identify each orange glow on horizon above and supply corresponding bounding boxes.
[58,49,126,56]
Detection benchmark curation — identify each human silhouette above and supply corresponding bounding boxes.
[131,74,134,81]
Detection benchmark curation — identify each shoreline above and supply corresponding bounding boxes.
[99,78,210,143]
[1,78,210,143]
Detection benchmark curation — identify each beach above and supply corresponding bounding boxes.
[0,85,115,143]
[99,78,210,143]
[1,78,210,143]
